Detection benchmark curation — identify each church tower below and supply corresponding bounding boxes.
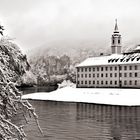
[111,19,122,54]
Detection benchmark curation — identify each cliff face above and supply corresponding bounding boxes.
[0,39,36,86]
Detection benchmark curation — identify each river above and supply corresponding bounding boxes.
[14,86,140,140]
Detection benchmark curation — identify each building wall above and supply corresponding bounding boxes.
[111,33,122,54]
[111,46,116,54]
[76,64,140,88]
[117,46,121,54]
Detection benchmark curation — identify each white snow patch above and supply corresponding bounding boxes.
[22,87,140,106]
[58,80,76,88]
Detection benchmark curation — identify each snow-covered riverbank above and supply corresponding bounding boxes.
[22,86,140,106]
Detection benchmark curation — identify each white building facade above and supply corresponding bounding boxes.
[76,20,140,88]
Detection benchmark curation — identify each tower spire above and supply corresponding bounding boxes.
[114,19,119,33]
[111,19,122,54]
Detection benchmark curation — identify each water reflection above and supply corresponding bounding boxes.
[14,100,140,140]
[18,86,58,94]
[76,104,140,140]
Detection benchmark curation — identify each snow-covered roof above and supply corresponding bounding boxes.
[76,53,140,67]
[135,45,140,51]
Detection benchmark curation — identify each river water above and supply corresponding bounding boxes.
[15,87,140,140]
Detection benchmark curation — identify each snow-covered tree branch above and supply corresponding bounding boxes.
[0,37,42,139]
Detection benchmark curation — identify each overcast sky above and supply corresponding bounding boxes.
[0,0,140,53]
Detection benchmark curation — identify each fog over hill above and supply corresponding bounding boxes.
[28,38,140,63]
[28,39,110,62]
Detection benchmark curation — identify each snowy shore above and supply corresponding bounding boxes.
[22,86,140,106]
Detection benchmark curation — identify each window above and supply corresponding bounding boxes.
[124,73,127,77]
[105,67,108,71]
[89,68,91,72]
[108,59,111,63]
[112,39,114,44]
[115,81,117,85]
[115,67,117,70]
[124,66,127,70]
[101,74,103,77]
[115,73,117,77]
[119,73,122,77]
[77,68,79,72]
[101,67,103,71]
[93,74,95,77]
[135,65,138,70]
[97,74,99,77]
[135,73,137,77]
[110,73,112,77]
[137,57,140,61]
[129,66,132,70]
[93,81,95,84]
[85,68,87,72]
[110,81,112,84]
[119,66,122,70]
[106,73,108,77]
[129,80,132,85]
[81,74,83,78]
[85,81,87,84]
[119,81,122,86]
[89,81,91,84]
[85,74,87,78]
[78,81,79,84]
[129,73,132,77]
[124,80,127,85]
[126,58,130,62]
[89,74,91,78]
[81,81,83,84]
[101,81,103,84]
[106,81,108,85]
[118,39,120,44]
[93,67,95,71]
[110,67,112,71]
[135,80,137,85]
[97,81,99,84]
[97,67,99,71]
[78,74,79,77]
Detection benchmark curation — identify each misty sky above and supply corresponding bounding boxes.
[0,0,140,53]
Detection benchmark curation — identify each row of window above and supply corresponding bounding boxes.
[77,65,138,72]
[112,39,120,44]
[78,80,138,85]
[78,72,138,78]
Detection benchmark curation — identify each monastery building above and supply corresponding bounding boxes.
[76,20,140,88]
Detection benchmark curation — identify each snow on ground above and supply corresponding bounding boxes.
[22,86,140,106]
